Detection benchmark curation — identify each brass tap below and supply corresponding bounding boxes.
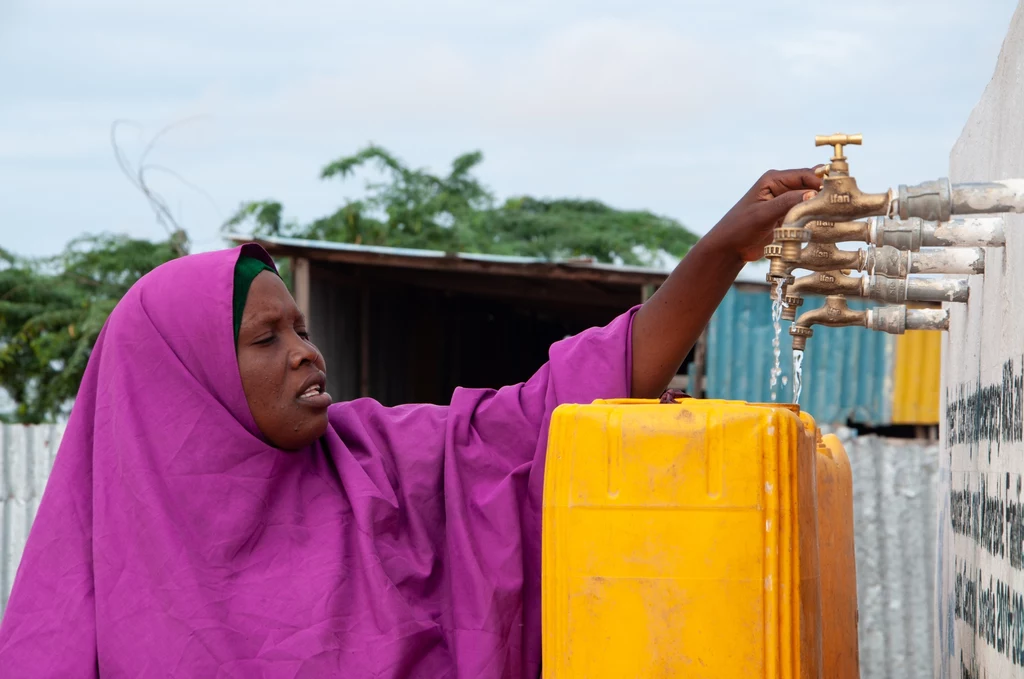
[766,242,865,284]
[771,220,870,272]
[781,270,859,321]
[804,219,871,244]
[767,134,894,286]
[789,295,866,351]
[790,297,951,351]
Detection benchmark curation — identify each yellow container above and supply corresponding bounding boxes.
[542,399,853,678]
[891,328,942,425]
[814,431,860,679]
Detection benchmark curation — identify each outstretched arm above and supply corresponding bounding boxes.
[630,168,823,399]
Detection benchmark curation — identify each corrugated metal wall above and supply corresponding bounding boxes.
[0,424,941,679]
[830,428,938,679]
[0,424,63,611]
[706,286,941,426]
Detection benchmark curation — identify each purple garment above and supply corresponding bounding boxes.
[0,244,636,678]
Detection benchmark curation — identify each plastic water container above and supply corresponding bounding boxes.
[542,399,858,678]
[814,427,860,679]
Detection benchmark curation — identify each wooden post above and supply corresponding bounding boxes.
[292,257,311,320]
[360,287,371,398]
[641,284,656,303]
[692,327,708,398]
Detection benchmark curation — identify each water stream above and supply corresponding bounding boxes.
[769,280,784,401]
[792,349,805,405]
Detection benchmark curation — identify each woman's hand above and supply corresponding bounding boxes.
[630,166,823,399]
[705,168,823,262]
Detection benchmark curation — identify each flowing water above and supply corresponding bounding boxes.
[769,280,784,401]
[792,349,805,405]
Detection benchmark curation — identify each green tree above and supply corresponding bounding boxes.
[0,233,183,423]
[225,146,697,266]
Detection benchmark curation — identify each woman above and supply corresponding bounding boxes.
[0,169,820,677]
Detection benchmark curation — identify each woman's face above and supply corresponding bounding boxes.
[236,271,330,450]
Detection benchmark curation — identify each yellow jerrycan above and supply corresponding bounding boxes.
[812,426,860,679]
[541,399,859,678]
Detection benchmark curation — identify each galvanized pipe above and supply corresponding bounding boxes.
[906,309,952,331]
[931,217,1005,248]
[908,247,986,275]
[869,216,1005,251]
[861,275,970,304]
[867,306,950,335]
[952,180,1024,215]
[896,177,1024,220]
[866,246,985,277]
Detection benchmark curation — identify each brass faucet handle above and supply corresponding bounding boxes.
[814,133,863,160]
[814,164,831,178]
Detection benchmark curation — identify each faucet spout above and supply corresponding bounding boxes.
[781,270,860,320]
[789,295,867,351]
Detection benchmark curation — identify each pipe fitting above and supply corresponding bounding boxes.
[897,178,952,221]
[765,244,795,285]
[774,227,811,264]
[791,326,813,352]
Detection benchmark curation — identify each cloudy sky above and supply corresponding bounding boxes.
[1,0,1019,257]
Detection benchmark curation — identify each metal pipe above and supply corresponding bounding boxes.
[867,246,986,277]
[862,275,970,304]
[867,306,950,335]
[952,180,1024,215]
[930,218,1005,248]
[908,247,986,275]
[907,309,952,330]
[868,216,1005,251]
[896,178,1024,220]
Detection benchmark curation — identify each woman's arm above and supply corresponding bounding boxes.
[630,168,822,399]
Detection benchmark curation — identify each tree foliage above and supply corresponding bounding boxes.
[2,145,697,422]
[0,234,182,423]
[225,146,697,266]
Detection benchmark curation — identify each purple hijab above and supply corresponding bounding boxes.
[0,245,636,678]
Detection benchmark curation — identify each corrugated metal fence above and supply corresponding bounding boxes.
[0,424,938,677]
[828,427,939,679]
[1,424,63,612]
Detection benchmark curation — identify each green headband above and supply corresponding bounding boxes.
[233,255,278,344]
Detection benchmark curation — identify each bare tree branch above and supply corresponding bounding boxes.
[110,117,212,257]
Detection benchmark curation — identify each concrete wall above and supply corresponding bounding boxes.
[936,3,1024,677]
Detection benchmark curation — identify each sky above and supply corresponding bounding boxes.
[1,0,1020,258]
